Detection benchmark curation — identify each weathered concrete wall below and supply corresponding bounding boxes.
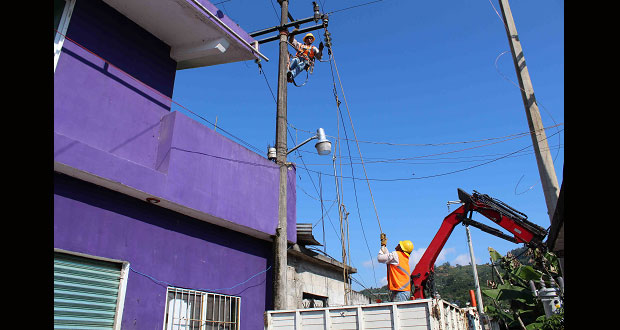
[284,252,370,309]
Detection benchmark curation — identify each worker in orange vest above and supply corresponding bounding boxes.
[287,31,324,83]
[377,233,414,302]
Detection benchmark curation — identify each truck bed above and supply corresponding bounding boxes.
[265,298,481,330]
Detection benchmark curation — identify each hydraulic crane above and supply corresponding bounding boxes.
[410,188,548,300]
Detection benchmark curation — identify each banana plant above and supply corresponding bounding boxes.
[482,247,562,330]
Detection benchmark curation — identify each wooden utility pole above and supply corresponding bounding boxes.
[273,0,290,311]
[498,0,560,223]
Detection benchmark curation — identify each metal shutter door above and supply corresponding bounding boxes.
[54,252,122,329]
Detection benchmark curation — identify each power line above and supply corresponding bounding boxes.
[322,32,380,288]
[294,129,564,182]
[288,122,563,147]
[334,74,379,288]
[55,29,264,155]
[292,143,564,166]
[290,128,558,165]
[327,0,386,15]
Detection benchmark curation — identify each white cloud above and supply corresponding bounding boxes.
[410,247,455,265]
[379,276,388,286]
[453,254,471,266]
[410,248,426,264]
[362,259,375,268]
[437,247,455,264]
[452,254,485,266]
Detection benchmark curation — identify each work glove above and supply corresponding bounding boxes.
[380,233,387,246]
[288,29,298,42]
[380,246,388,254]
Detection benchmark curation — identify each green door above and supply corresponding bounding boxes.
[54,252,123,329]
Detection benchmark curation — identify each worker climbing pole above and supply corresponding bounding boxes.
[286,31,323,86]
[251,1,388,304]
[250,1,328,87]
[248,1,335,310]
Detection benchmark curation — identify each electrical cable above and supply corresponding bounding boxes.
[288,122,563,147]
[251,13,356,276]
[256,58,329,212]
[486,1,564,196]
[294,129,563,181]
[129,265,271,292]
[321,30,379,288]
[55,29,264,155]
[58,27,345,285]
[297,143,563,166]
[268,0,280,21]
[314,126,552,163]
[257,11,332,217]
[327,0,386,15]
[328,40,384,235]
[319,172,326,253]
[336,87,379,288]
[493,51,563,195]
[257,62,277,103]
[296,141,563,164]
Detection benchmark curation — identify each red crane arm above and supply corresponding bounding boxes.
[410,189,547,300]
[411,204,467,300]
[468,206,533,244]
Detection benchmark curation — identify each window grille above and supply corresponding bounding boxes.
[302,292,328,308]
[164,287,240,330]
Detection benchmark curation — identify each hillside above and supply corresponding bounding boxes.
[360,246,530,308]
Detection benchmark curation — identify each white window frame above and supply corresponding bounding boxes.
[54,0,76,72]
[54,248,129,330]
[163,287,241,330]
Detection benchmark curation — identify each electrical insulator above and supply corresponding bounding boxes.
[313,1,320,22]
[324,31,332,46]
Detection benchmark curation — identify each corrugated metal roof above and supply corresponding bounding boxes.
[296,223,322,246]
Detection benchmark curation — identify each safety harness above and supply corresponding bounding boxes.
[294,42,317,73]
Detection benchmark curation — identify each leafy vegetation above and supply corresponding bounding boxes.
[482,246,563,330]
[359,245,564,329]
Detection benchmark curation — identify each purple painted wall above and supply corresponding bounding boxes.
[54,173,274,329]
[54,0,297,328]
[54,0,297,240]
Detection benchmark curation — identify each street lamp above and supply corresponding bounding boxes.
[270,127,331,310]
[268,128,332,160]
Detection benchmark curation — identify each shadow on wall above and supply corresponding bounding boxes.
[64,0,177,99]
[54,172,272,259]
[54,171,276,309]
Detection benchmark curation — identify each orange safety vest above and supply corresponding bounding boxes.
[387,250,411,292]
[296,43,316,62]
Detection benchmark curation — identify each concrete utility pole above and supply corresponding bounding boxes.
[273,0,290,311]
[498,0,560,223]
[255,0,327,310]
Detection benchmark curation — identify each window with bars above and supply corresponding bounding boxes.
[163,287,240,330]
[302,292,328,308]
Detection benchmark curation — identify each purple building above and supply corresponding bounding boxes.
[53,0,296,329]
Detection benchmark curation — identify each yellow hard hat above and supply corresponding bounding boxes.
[399,240,414,255]
[303,33,315,42]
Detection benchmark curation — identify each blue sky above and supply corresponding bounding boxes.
[171,0,564,291]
